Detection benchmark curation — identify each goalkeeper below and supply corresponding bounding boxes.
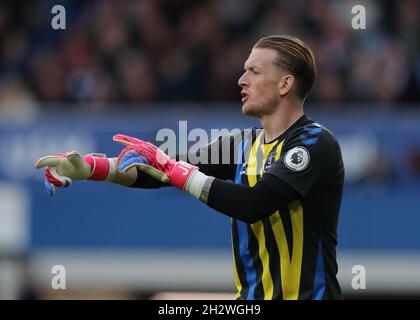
[35,35,344,300]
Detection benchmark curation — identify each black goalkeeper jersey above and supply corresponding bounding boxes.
[197,114,344,300]
[132,114,344,300]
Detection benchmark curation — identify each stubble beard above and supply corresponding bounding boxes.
[242,94,280,118]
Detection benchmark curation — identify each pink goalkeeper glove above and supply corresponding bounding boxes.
[113,134,198,190]
[35,151,116,196]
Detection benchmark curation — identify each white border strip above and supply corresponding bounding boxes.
[28,250,420,294]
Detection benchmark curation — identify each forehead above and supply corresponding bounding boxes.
[244,48,278,68]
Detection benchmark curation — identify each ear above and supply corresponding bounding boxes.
[278,74,295,97]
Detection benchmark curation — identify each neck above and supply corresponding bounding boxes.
[260,100,304,143]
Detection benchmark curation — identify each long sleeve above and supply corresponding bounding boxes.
[207,174,299,223]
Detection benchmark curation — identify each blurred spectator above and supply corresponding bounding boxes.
[29,48,66,102]
[117,50,157,102]
[0,74,39,121]
[0,0,419,109]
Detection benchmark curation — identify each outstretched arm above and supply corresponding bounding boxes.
[203,174,298,223]
[115,134,299,223]
[35,152,140,196]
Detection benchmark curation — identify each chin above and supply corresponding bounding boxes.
[242,102,260,117]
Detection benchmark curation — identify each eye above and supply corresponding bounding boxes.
[251,68,259,74]
[244,67,260,75]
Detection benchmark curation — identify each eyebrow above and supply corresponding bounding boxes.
[243,64,259,71]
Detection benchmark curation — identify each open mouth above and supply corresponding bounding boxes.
[241,91,249,103]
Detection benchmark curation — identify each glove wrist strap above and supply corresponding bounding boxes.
[84,156,116,181]
[169,161,198,189]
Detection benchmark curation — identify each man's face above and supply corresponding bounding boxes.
[238,48,282,117]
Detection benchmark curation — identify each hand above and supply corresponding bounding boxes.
[113,134,198,190]
[35,151,115,196]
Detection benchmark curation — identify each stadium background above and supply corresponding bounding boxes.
[0,0,419,299]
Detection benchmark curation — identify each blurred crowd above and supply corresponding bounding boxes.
[0,0,420,116]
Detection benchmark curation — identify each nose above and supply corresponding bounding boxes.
[238,72,248,88]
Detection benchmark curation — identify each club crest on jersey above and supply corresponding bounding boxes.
[263,152,276,172]
[284,146,310,171]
